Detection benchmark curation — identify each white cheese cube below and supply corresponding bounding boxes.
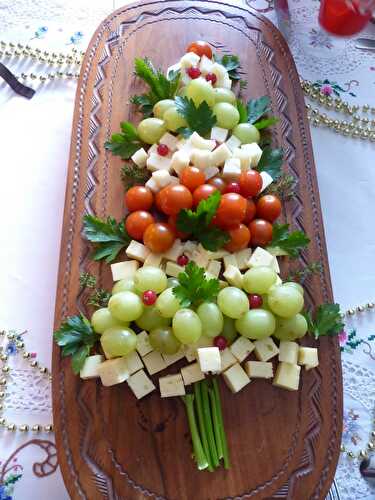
[162,348,186,367]
[152,169,171,189]
[183,240,198,258]
[245,361,273,379]
[226,135,242,151]
[222,158,241,181]
[220,74,232,90]
[210,62,227,81]
[80,355,104,379]
[248,246,274,268]
[241,143,263,167]
[147,153,172,173]
[223,265,243,289]
[199,55,214,75]
[220,348,237,372]
[127,369,155,399]
[233,148,251,171]
[165,261,184,278]
[259,171,273,193]
[210,143,232,167]
[190,131,216,151]
[162,239,183,262]
[185,347,197,363]
[131,148,148,168]
[181,362,205,385]
[298,347,319,369]
[279,341,299,365]
[209,249,229,260]
[223,363,250,393]
[234,248,252,270]
[169,175,180,186]
[167,62,181,75]
[230,336,255,363]
[111,260,139,282]
[145,177,159,193]
[191,148,212,169]
[142,351,167,375]
[159,132,179,152]
[219,280,229,289]
[126,240,150,263]
[254,337,279,362]
[180,52,200,69]
[148,143,159,156]
[271,256,280,274]
[204,166,220,180]
[124,350,143,375]
[159,373,186,397]
[273,362,301,391]
[198,347,222,373]
[136,331,153,357]
[171,150,190,176]
[98,358,129,387]
[211,126,229,143]
[223,254,237,270]
[275,275,282,286]
[185,336,213,362]
[181,72,192,86]
[143,253,163,268]
[191,246,209,269]
[207,260,221,278]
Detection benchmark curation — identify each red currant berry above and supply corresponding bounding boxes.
[213,335,227,351]
[157,143,169,156]
[187,67,201,79]
[142,290,157,306]
[224,182,241,194]
[177,254,189,266]
[205,73,217,85]
[248,294,263,309]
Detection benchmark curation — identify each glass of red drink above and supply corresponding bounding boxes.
[319,0,374,36]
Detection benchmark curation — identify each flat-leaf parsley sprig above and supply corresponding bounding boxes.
[173,262,220,308]
[304,304,345,340]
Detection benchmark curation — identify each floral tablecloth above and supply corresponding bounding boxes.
[0,1,374,499]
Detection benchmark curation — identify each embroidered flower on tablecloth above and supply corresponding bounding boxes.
[338,329,347,344]
[68,31,84,45]
[30,26,48,40]
[340,328,375,356]
[343,409,362,446]
[311,78,357,97]
[309,28,333,49]
[0,470,23,500]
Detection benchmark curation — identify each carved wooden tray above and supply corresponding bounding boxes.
[52,1,343,498]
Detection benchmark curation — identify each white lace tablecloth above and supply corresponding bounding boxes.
[0,1,374,499]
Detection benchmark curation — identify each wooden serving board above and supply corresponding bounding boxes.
[52,1,343,498]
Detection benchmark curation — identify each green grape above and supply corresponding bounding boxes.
[153,99,175,119]
[196,302,224,338]
[232,123,260,144]
[155,287,181,318]
[243,266,277,294]
[283,282,304,296]
[91,308,127,334]
[167,277,179,288]
[112,279,137,295]
[172,309,202,344]
[213,102,240,130]
[217,287,249,319]
[137,118,166,144]
[149,327,181,355]
[268,285,304,318]
[134,266,167,294]
[235,309,276,340]
[214,87,236,104]
[186,77,215,107]
[108,291,144,322]
[163,106,188,132]
[221,316,238,344]
[273,314,308,341]
[135,305,170,331]
[100,326,137,357]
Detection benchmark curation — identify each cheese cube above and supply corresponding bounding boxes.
[230,336,255,363]
[145,177,159,193]
[222,158,241,181]
[127,369,155,399]
[191,148,212,169]
[180,52,200,69]
[209,249,229,260]
[259,171,273,193]
[159,373,186,397]
[220,74,232,90]
[279,341,299,365]
[233,148,251,171]
[273,362,301,391]
[223,363,250,393]
[165,261,184,278]
[190,131,216,151]
[136,331,153,357]
[223,254,237,270]
[111,260,139,282]
[271,256,280,274]
[210,62,227,81]
[147,153,172,173]
[163,239,183,262]
[98,358,130,387]
[204,166,220,180]
[298,347,319,369]
[183,241,198,258]
[185,336,213,362]
[124,350,143,375]
[234,248,252,270]
[152,170,172,188]
[171,150,190,176]
[198,347,222,373]
[131,148,148,168]
[226,135,242,151]
[181,72,192,86]
[148,143,159,155]
[169,175,180,186]
[207,260,221,278]
[275,275,282,286]
[210,143,232,167]
[144,253,163,268]
[220,348,237,372]
[254,337,279,362]
[219,280,229,289]
[126,241,150,263]
[167,62,181,75]
[211,126,229,143]
[248,247,274,268]
[191,246,209,269]
[245,361,273,379]
[199,55,214,75]
[142,351,167,375]
[223,265,243,288]
[241,143,263,167]
[80,355,104,379]
[181,362,205,385]
[162,348,186,367]
[159,132,179,152]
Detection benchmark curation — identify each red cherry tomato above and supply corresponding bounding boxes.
[249,219,273,247]
[180,166,205,192]
[224,224,251,252]
[208,177,227,193]
[256,194,282,222]
[125,211,155,241]
[215,193,247,229]
[243,199,257,224]
[124,186,153,212]
[186,41,212,59]
[159,185,193,216]
[192,184,217,207]
[224,182,241,194]
[167,215,190,240]
[239,170,263,198]
[154,190,164,213]
[143,223,175,253]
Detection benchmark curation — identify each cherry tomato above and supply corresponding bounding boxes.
[125,211,155,241]
[208,177,227,193]
[159,185,193,216]
[186,41,212,59]
[243,199,257,224]
[224,182,241,194]
[154,190,164,213]
[180,166,205,192]
[215,193,247,229]
[125,186,153,212]
[167,215,190,240]
[143,223,175,253]
[249,219,273,247]
[224,224,251,252]
[239,170,263,198]
[256,194,282,222]
[192,184,217,207]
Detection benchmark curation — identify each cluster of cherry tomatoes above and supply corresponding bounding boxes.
[124,165,282,255]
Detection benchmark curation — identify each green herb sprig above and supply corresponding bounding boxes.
[267,223,310,258]
[121,162,150,190]
[304,304,345,340]
[104,122,143,160]
[173,262,220,308]
[83,215,130,263]
[175,96,216,138]
[256,146,284,179]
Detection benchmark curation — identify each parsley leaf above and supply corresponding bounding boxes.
[256,146,283,179]
[54,314,99,374]
[173,262,220,308]
[130,94,154,117]
[176,191,229,251]
[175,96,216,137]
[247,96,271,124]
[216,54,242,81]
[121,162,150,190]
[236,99,248,123]
[83,215,130,263]
[267,223,310,258]
[254,117,279,130]
[104,121,142,159]
[304,304,344,340]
